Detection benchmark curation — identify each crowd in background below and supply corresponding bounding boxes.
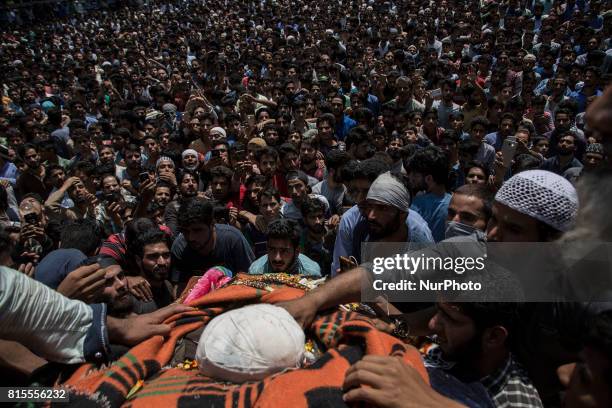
[1,0,612,406]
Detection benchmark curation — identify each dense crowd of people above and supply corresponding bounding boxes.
[1,0,611,406]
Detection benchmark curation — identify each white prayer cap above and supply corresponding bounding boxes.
[495,170,578,232]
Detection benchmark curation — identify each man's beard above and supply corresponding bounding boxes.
[107,292,134,317]
[309,224,326,235]
[301,156,315,165]
[388,148,402,161]
[439,331,484,371]
[182,189,197,198]
[368,211,402,241]
[146,264,168,282]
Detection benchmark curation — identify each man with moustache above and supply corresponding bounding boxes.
[171,199,254,286]
[129,228,174,313]
[163,170,200,234]
[540,131,583,175]
[248,218,321,277]
[300,197,334,275]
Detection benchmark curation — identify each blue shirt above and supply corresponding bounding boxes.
[0,161,19,185]
[410,192,452,242]
[248,253,322,277]
[335,114,357,141]
[569,89,603,113]
[484,132,504,151]
[331,205,434,276]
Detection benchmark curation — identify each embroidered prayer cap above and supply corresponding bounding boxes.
[495,170,578,232]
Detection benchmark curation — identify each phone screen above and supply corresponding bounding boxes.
[501,136,518,169]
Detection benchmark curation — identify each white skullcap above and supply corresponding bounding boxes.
[155,156,174,169]
[495,170,578,232]
[366,172,411,211]
[196,304,305,382]
[182,148,198,159]
[210,127,226,138]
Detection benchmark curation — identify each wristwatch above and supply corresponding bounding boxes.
[391,317,411,339]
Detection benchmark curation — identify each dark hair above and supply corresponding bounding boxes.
[37,139,56,152]
[178,169,198,185]
[130,227,170,259]
[345,127,370,149]
[18,143,38,158]
[209,165,234,182]
[155,180,176,196]
[245,174,267,188]
[73,159,95,175]
[259,188,281,204]
[584,311,612,387]
[255,146,279,162]
[532,136,549,146]
[45,163,65,180]
[59,219,102,256]
[124,143,141,155]
[408,146,449,185]
[459,139,481,157]
[454,301,522,350]
[301,196,326,217]
[278,142,298,159]
[267,218,301,248]
[316,113,336,128]
[499,112,516,124]
[125,218,158,253]
[512,154,542,174]
[178,199,214,228]
[325,150,351,170]
[454,182,494,222]
[470,116,489,129]
[21,193,44,205]
[555,107,573,119]
[285,169,310,185]
[353,158,391,182]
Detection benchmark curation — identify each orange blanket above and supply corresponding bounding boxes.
[61,276,428,407]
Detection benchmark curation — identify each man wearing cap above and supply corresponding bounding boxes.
[563,142,605,183]
[487,169,578,242]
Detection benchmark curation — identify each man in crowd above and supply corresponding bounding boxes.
[248,218,322,277]
[171,199,254,285]
[1,0,612,403]
[408,146,452,242]
[332,158,433,275]
[311,150,351,215]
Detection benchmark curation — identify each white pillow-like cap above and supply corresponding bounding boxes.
[196,304,305,383]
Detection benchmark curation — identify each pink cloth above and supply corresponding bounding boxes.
[183,269,232,304]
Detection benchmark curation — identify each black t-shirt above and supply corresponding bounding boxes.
[171,223,255,283]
